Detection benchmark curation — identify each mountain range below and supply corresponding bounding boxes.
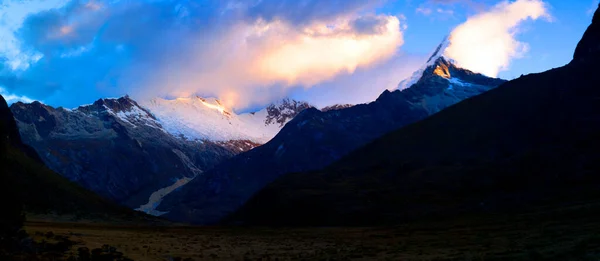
[156,40,507,224]
[225,6,600,226]
[10,16,595,228]
[0,4,599,260]
[9,95,310,215]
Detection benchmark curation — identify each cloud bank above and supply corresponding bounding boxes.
[150,13,403,108]
[0,0,405,110]
[444,0,550,77]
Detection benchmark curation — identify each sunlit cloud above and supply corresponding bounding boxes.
[131,11,405,109]
[443,0,550,77]
[255,17,401,85]
[0,0,405,110]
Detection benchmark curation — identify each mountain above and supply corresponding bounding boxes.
[158,41,507,224]
[141,96,311,144]
[321,104,354,112]
[10,95,309,216]
[226,5,600,226]
[0,94,146,222]
[10,96,236,214]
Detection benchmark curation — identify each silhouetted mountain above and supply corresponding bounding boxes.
[227,5,600,226]
[0,94,146,221]
[573,3,600,63]
[159,43,506,224]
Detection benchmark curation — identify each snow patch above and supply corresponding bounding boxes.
[135,176,195,216]
[141,97,287,143]
[447,77,471,86]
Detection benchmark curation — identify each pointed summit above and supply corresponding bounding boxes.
[395,52,506,115]
[397,37,451,90]
[426,35,450,64]
[397,36,505,103]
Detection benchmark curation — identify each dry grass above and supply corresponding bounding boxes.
[23,202,600,261]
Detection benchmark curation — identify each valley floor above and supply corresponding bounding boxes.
[24,202,600,261]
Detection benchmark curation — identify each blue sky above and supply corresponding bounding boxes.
[0,0,595,111]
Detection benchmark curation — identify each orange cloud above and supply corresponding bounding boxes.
[253,17,402,86]
[145,15,405,109]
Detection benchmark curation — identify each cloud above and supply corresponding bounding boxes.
[0,87,35,104]
[588,0,600,16]
[416,7,433,16]
[436,8,454,16]
[417,6,454,17]
[290,52,425,108]
[0,0,69,71]
[443,0,550,77]
[0,0,405,110]
[243,0,384,25]
[415,1,460,19]
[138,13,403,109]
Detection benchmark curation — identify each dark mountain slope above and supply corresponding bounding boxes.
[0,94,148,222]
[161,46,506,224]
[10,97,237,210]
[227,5,600,226]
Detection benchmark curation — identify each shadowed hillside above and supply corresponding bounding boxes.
[227,4,600,226]
[0,94,152,222]
[160,40,506,224]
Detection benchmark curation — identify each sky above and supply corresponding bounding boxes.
[0,0,594,112]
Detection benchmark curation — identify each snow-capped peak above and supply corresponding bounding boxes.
[141,96,311,143]
[73,95,163,130]
[183,96,230,114]
[397,36,451,90]
[264,98,313,127]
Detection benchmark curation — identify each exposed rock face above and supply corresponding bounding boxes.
[140,96,310,144]
[159,51,506,224]
[10,96,237,210]
[403,57,506,114]
[321,104,354,112]
[10,93,313,215]
[265,98,314,127]
[216,140,262,153]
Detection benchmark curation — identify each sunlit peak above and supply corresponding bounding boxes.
[433,64,451,79]
[197,97,229,115]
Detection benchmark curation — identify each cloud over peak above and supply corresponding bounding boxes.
[443,0,550,77]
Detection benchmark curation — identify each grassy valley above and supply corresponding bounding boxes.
[23,200,600,261]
